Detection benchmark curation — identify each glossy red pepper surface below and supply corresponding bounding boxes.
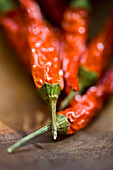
[19,0,64,90]
[63,12,113,108]
[60,8,90,91]
[58,65,113,134]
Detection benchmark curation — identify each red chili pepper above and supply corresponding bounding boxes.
[7,64,113,153]
[60,11,113,110]
[59,64,113,134]
[0,0,64,139]
[38,0,66,26]
[18,0,64,139]
[60,0,91,92]
[0,0,30,67]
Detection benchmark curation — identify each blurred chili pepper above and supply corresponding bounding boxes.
[60,0,91,93]
[38,0,67,26]
[18,0,64,139]
[7,64,113,153]
[60,10,113,109]
[0,0,30,67]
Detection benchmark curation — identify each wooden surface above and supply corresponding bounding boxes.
[0,0,113,170]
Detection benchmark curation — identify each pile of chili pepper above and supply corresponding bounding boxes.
[0,0,113,153]
[7,63,113,153]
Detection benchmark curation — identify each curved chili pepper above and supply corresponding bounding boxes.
[60,11,113,109]
[58,64,113,134]
[18,0,64,139]
[0,0,30,67]
[7,64,113,153]
[38,0,66,26]
[60,0,91,93]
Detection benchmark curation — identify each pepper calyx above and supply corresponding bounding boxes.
[78,66,98,90]
[39,82,61,102]
[56,114,70,135]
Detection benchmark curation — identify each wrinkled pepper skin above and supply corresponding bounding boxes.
[0,8,30,67]
[19,0,64,90]
[60,7,90,91]
[58,64,113,134]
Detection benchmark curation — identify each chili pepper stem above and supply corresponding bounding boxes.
[39,83,61,140]
[70,0,92,11]
[0,0,16,16]
[59,82,84,110]
[50,99,57,139]
[7,123,51,153]
[59,91,78,110]
[7,114,70,153]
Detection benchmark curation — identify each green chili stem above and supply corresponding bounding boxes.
[0,0,17,16]
[50,99,57,140]
[70,0,92,11]
[7,114,71,153]
[59,83,84,111]
[59,91,78,111]
[7,123,51,153]
[39,83,61,140]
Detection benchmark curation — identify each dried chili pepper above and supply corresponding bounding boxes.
[60,0,91,93]
[7,64,113,153]
[0,0,30,67]
[60,11,113,110]
[18,0,64,139]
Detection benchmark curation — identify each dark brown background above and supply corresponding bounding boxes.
[0,0,113,169]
